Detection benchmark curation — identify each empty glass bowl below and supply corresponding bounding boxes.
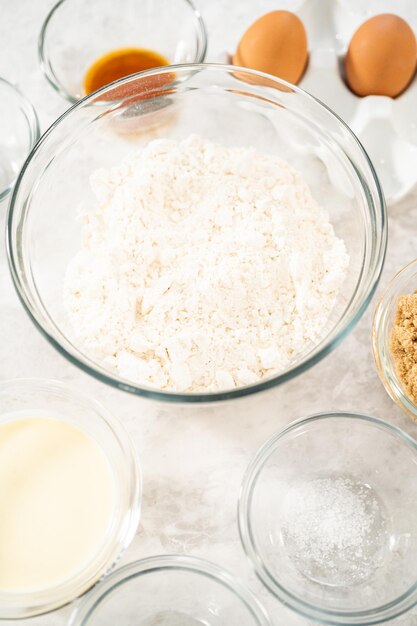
[0,78,39,202]
[373,258,417,420]
[239,412,417,624]
[39,0,207,102]
[68,555,272,626]
[7,64,386,402]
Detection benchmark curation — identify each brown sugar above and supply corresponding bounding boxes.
[390,293,417,403]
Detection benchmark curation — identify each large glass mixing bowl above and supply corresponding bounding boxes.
[7,64,386,402]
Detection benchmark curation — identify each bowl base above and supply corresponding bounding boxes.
[139,611,215,625]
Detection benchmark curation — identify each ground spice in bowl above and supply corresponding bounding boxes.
[390,292,417,402]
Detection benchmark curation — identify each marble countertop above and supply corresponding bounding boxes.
[2,1,417,625]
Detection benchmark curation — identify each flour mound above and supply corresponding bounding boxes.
[64,135,349,392]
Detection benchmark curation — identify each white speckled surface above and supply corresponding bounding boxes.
[2,1,417,625]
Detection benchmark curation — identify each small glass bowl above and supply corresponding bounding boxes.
[0,378,141,619]
[373,258,417,420]
[69,555,272,626]
[239,412,417,624]
[39,0,207,103]
[0,78,39,202]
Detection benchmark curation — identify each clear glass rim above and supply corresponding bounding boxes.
[7,63,387,404]
[0,77,40,202]
[238,411,417,625]
[38,0,208,104]
[68,554,272,626]
[372,257,417,421]
[0,377,142,619]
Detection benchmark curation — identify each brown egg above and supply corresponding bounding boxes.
[345,14,417,98]
[233,11,308,85]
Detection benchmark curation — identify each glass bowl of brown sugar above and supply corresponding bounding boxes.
[373,258,417,420]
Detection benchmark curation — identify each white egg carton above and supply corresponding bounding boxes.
[226,0,417,204]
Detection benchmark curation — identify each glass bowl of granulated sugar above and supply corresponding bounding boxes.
[8,64,386,402]
[239,412,417,624]
[373,257,417,420]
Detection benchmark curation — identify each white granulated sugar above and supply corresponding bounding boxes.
[64,134,349,392]
[281,477,386,584]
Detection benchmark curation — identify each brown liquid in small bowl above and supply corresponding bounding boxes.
[84,47,169,95]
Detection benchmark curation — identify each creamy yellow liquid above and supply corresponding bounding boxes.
[0,416,115,592]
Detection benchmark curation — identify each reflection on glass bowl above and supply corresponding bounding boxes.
[0,78,39,202]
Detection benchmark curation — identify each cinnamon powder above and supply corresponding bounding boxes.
[390,293,417,403]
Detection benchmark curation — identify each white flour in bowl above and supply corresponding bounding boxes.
[64,135,349,392]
